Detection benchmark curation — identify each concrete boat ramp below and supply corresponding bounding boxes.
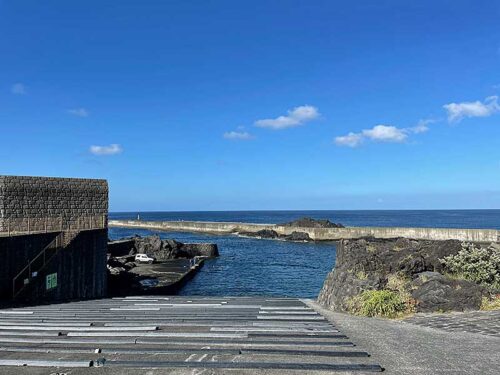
[0,296,382,374]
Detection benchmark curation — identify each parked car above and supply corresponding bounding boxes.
[134,253,155,264]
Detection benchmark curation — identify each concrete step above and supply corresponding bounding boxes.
[0,359,92,367]
[0,322,92,327]
[100,359,383,372]
[0,296,382,372]
[0,351,381,370]
[0,345,368,357]
[0,337,355,349]
[0,326,158,332]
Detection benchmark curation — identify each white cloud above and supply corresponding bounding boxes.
[362,125,407,142]
[335,121,431,148]
[89,144,122,155]
[11,83,26,95]
[443,96,500,122]
[334,132,364,147]
[68,108,89,117]
[223,131,254,140]
[255,105,319,130]
[409,119,434,134]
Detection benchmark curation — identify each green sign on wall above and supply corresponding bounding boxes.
[46,273,57,290]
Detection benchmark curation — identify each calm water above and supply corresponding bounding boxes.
[108,210,500,298]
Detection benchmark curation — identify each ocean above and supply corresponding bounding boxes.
[108,210,500,298]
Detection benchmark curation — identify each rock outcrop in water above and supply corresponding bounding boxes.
[279,217,344,228]
[318,238,488,314]
[284,231,312,241]
[239,228,312,242]
[238,217,340,242]
[240,229,280,239]
[108,235,219,259]
[107,235,218,296]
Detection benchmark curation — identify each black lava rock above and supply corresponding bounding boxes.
[279,217,344,228]
[239,229,280,239]
[411,272,485,312]
[317,237,479,313]
[284,231,311,241]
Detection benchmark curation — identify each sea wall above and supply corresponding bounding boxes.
[109,219,500,242]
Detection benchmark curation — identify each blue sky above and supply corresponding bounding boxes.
[1,0,500,211]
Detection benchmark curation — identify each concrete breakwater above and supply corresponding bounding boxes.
[109,219,500,242]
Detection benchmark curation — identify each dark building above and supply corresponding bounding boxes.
[0,175,108,303]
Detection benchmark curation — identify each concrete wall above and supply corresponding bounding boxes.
[0,175,109,303]
[109,220,500,243]
[0,175,108,233]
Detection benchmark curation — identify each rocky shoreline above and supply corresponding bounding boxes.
[107,235,218,296]
[238,217,343,242]
[279,217,344,228]
[318,237,500,316]
[237,228,313,242]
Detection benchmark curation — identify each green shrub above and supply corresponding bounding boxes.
[481,295,500,311]
[441,243,500,290]
[347,290,408,318]
[386,273,410,293]
[355,270,368,280]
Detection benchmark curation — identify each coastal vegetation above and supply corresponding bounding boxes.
[481,295,500,311]
[318,238,492,317]
[347,290,411,318]
[441,242,500,291]
[441,242,500,311]
[347,273,416,318]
